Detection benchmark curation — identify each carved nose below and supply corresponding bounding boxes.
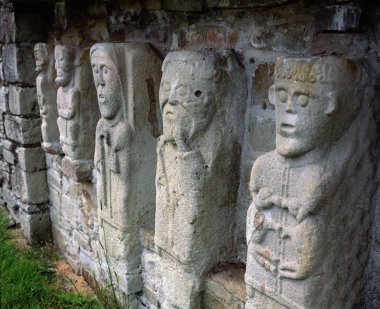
[285,98,295,113]
[98,72,105,86]
[168,88,178,105]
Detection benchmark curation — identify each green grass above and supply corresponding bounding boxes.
[0,211,100,309]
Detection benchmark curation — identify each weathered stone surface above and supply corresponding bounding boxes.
[61,156,93,183]
[90,42,162,294]
[2,44,36,84]
[3,148,16,165]
[155,50,247,308]
[4,114,41,145]
[9,85,39,116]
[205,265,246,309]
[19,209,51,244]
[55,45,99,181]
[245,57,376,308]
[16,146,46,172]
[0,85,9,112]
[162,0,203,11]
[206,0,291,8]
[14,168,49,205]
[34,43,61,154]
[314,4,362,31]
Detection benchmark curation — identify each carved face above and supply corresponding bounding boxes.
[54,46,75,87]
[270,81,336,157]
[91,49,122,120]
[34,44,48,72]
[159,62,217,145]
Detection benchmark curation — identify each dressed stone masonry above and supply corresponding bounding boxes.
[90,43,162,295]
[155,50,247,308]
[34,43,61,155]
[55,45,99,182]
[246,57,376,308]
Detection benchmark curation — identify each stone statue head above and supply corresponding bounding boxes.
[269,57,364,158]
[54,45,76,87]
[159,51,226,146]
[90,44,125,122]
[34,43,49,72]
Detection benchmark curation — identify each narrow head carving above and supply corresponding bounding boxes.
[54,45,76,87]
[34,43,49,72]
[90,44,125,122]
[268,57,365,158]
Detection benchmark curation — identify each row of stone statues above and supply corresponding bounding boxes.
[34,43,375,308]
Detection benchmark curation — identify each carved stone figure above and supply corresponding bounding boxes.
[34,43,60,154]
[55,45,99,181]
[155,50,247,308]
[246,57,375,308]
[91,43,162,294]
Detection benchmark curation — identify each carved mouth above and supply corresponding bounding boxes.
[280,123,295,134]
[98,94,105,102]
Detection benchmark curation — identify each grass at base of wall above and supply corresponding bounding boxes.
[0,210,100,309]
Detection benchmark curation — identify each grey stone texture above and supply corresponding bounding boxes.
[1,0,379,308]
[155,50,246,308]
[9,85,38,116]
[55,45,100,181]
[91,42,162,294]
[2,44,36,84]
[34,43,61,155]
[245,57,377,309]
[4,114,41,145]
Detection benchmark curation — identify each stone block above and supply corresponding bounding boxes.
[162,0,203,11]
[47,167,62,192]
[2,44,36,84]
[19,209,51,244]
[73,230,90,251]
[314,4,362,31]
[16,146,46,172]
[0,86,9,112]
[3,148,16,165]
[61,156,93,182]
[206,0,290,8]
[61,193,80,229]
[4,114,41,145]
[48,187,61,211]
[9,85,39,116]
[310,32,369,57]
[3,139,16,151]
[205,265,246,309]
[14,168,49,204]
[0,10,15,43]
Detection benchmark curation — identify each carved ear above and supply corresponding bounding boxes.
[325,92,339,115]
[268,85,276,106]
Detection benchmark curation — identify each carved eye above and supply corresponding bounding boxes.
[194,90,202,97]
[92,66,99,74]
[297,94,309,107]
[277,90,288,103]
[103,66,108,74]
[177,85,187,97]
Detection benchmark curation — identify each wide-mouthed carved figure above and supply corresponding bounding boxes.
[55,45,99,181]
[155,50,247,308]
[34,43,60,154]
[91,43,162,294]
[246,57,376,308]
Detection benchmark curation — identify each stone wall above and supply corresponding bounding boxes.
[1,0,380,308]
